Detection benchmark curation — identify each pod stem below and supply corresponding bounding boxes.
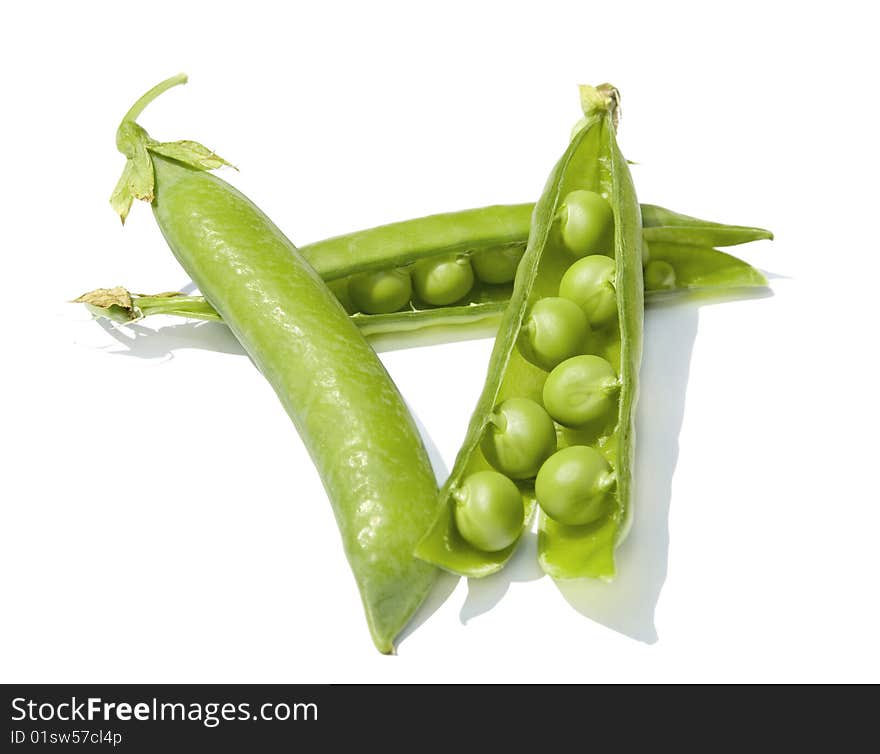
[579,83,620,130]
[110,73,233,224]
[121,73,188,127]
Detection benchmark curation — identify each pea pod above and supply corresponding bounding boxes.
[414,84,642,578]
[76,239,765,348]
[306,203,769,317]
[641,204,773,248]
[109,75,440,653]
[77,205,771,351]
[642,242,768,297]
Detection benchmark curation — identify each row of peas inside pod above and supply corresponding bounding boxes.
[452,189,624,552]
[338,236,673,317]
[340,245,526,314]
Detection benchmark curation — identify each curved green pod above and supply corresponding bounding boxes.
[78,199,771,344]
[302,203,770,282]
[301,205,533,280]
[641,204,773,248]
[642,242,768,296]
[109,75,439,653]
[77,236,767,353]
[79,207,771,352]
[415,84,642,578]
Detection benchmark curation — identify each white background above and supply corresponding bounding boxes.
[1,1,878,683]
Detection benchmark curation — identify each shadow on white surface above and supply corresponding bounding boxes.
[88,287,773,645]
[460,530,544,623]
[396,571,460,649]
[96,318,246,360]
[551,302,700,643]
[407,404,449,494]
[453,295,757,642]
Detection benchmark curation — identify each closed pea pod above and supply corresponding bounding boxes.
[415,84,642,579]
[109,75,440,653]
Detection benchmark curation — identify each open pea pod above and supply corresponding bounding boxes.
[306,203,769,319]
[76,194,771,349]
[643,242,768,296]
[414,84,642,578]
[302,204,532,280]
[74,236,767,355]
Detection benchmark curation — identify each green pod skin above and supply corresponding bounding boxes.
[81,203,772,350]
[415,84,642,579]
[83,236,769,354]
[111,76,439,654]
[536,89,642,581]
[641,204,774,247]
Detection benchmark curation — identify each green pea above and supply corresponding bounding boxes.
[472,246,524,284]
[348,269,413,314]
[412,254,475,305]
[558,254,617,328]
[536,446,615,526]
[542,354,619,428]
[518,297,589,371]
[644,259,677,291]
[557,189,614,257]
[452,471,524,552]
[481,397,557,479]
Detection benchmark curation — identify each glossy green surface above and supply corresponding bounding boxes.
[558,254,618,328]
[472,246,525,284]
[535,445,615,526]
[452,471,525,552]
[112,77,440,654]
[518,297,590,371]
[557,189,615,257]
[481,397,557,479]
[90,231,768,352]
[412,254,475,305]
[542,355,619,429]
[641,204,773,247]
[537,89,643,580]
[82,202,772,352]
[415,85,642,579]
[348,268,412,313]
